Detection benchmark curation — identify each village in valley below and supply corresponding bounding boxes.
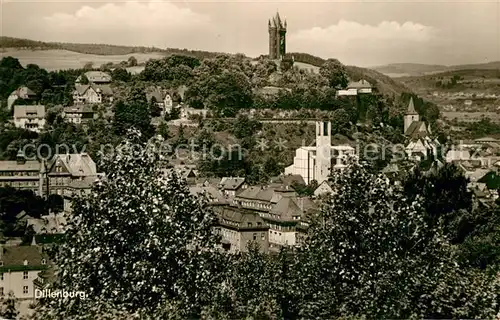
[0,8,499,320]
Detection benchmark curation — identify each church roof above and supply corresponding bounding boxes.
[405,121,429,139]
[406,97,418,115]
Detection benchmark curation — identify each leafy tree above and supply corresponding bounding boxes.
[79,74,89,85]
[319,58,349,89]
[0,291,19,319]
[33,132,227,319]
[127,56,138,67]
[113,101,153,139]
[232,115,262,139]
[292,162,498,318]
[403,163,473,242]
[46,194,64,213]
[83,62,93,70]
[157,122,170,140]
[331,108,350,135]
[111,68,131,82]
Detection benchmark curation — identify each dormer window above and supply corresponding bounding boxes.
[0,261,3,266]
[23,260,28,266]
[41,259,46,265]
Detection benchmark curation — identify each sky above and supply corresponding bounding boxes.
[1,0,499,67]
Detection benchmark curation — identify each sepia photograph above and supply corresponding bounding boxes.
[0,0,499,319]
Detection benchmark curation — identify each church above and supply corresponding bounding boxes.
[403,97,440,160]
[284,122,356,185]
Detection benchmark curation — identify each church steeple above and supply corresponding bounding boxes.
[406,97,418,115]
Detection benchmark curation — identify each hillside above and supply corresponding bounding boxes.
[1,37,411,97]
[0,36,222,60]
[287,52,410,96]
[397,68,500,113]
[372,61,500,77]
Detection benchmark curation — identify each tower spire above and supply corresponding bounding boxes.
[406,97,417,115]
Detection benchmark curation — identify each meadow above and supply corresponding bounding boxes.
[0,49,166,71]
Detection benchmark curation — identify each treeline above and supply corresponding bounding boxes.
[1,36,223,59]
[0,56,80,106]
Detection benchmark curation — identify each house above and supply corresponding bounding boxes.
[189,184,226,204]
[47,153,99,196]
[337,79,373,96]
[0,243,48,299]
[284,121,356,185]
[13,105,46,133]
[72,84,113,105]
[0,151,45,196]
[62,105,95,125]
[7,87,37,110]
[146,87,175,114]
[76,71,111,84]
[445,149,471,163]
[219,177,247,197]
[232,185,315,250]
[180,106,209,120]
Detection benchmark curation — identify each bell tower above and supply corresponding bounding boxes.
[315,121,332,185]
[404,97,419,134]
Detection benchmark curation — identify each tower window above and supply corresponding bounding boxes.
[323,122,328,136]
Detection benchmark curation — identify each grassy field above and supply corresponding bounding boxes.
[0,49,167,71]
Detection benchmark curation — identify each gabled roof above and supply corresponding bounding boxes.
[219,177,245,190]
[50,153,97,177]
[347,79,372,89]
[10,86,36,98]
[0,245,47,269]
[78,71,111,83]
[74,84,113,96]
[13,104,45,119]
[406,97,418,115]
[405,121,429,138]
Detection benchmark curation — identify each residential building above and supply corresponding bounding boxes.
[75,71,112,84]
[47,153,99,196]
[7,87,37,110]
[284,121,356,185]
[72,84,113,105]
[231,185,315,251]
[146,87,176,114]
[0,151,45,196]
[62,105,95,125]
[337,79,373,96]
[0,243,48,299]
[219,177,247,197]
[13,105,46,133]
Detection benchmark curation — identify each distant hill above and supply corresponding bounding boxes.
[0,36,222,60]
[372,62,500,77]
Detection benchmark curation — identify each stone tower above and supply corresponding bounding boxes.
[315,121,332,185]
[268,12,287,60]
[404,97,419,134]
